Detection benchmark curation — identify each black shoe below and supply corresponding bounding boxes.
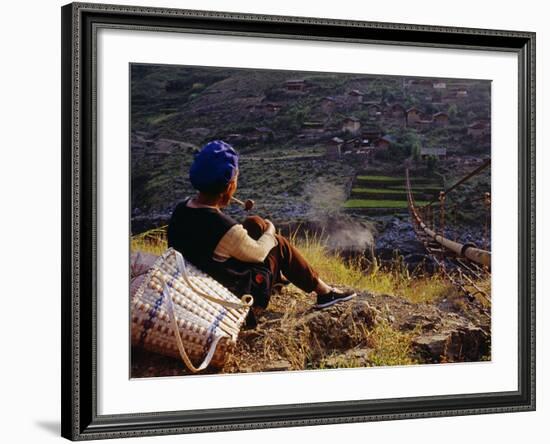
[314,289,357,309]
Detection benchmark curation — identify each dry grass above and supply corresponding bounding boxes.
[130,225,489,371]
[131,225,455,305]
[224,287,420,372]
[131,226,168,256]
[366,320,420,367]
[130,226,483,307]
[290,230,456,305]
[226,286,376,372]
[131,227,458,303]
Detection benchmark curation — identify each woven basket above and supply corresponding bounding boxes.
[131,248,253,373]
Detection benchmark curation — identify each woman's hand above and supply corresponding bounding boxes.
[264,219,276,236]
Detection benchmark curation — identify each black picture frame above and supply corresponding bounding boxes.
[61,2,536,440]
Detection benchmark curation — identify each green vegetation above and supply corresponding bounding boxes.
[292,231,455,303]
[344,199,428,209]
[356,175,404,182]
[367,320,419,366]
[345,171,439,211]
[352,187,408,195]
[389,184,442,191]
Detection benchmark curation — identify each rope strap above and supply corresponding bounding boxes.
[163,282,222,373]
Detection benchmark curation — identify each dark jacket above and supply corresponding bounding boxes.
[167,198,272,308]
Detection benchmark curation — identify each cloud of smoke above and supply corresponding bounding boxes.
[303,179,376,253]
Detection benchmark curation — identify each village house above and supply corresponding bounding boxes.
[433,111,449,126]
[374,135,395,150]
[406,78,433,90]
[263,102,282,114]
[249,101,281,115]
[362,128,382,144]
[406,107,422,125]
[388,103,406,119]
[241,95,265,112]
[342,137,361,152]
[420,147,447,160]
[366,102,382,118]
[342,116,361,134]
[284,79,306,92]
[348,89,364,104]
[320,96,337,114]
[326,137,343,159]
[467,121,490,137]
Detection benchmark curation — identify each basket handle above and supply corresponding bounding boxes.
[163,282,222,373]
[173,249,254,310]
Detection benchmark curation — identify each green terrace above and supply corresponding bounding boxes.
[344,174,441,214]
[387,184,443,192]
[344,199,429,209]
[355,175,437,187]
[350,187,435,201]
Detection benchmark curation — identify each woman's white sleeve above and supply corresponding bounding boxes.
[213,224,278,263]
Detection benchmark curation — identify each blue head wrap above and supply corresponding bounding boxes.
[189,140,239,194]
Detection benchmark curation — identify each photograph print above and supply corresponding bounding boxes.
[129,63,491,378]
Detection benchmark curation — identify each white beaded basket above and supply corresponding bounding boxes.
[131,248,253,373]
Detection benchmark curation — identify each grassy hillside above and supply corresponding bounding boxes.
[130,64,491,232]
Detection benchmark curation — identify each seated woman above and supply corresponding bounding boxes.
[167,140,356,317]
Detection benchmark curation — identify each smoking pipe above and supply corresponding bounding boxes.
[230,196,255,211]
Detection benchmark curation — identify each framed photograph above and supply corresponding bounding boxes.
[61,2,535,440]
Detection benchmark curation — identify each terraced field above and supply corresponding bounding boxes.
[344,173,442,214]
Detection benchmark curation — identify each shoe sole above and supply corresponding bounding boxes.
[314,293,357,309]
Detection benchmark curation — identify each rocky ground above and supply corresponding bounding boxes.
[373,215,490,270]
[131,285,490,378]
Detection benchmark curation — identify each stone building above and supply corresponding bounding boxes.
[342,117,361,134]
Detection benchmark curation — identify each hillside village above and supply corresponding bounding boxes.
[130,66,493,376]
[212,77,490,164]
[131,65,491,241]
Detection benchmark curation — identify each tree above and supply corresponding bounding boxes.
[411,141,421,162]
[448,104,458,120]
